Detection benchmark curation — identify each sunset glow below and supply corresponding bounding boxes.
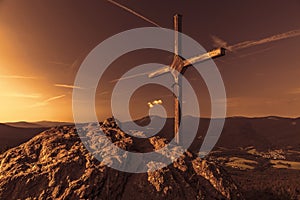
[0,1,300,122]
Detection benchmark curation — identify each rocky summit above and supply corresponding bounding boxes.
[0,118,243,200]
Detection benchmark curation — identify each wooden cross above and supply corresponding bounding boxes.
[149,14,226,144]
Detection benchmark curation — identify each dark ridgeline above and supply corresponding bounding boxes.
[0,121,73,153]
[0,123,47,153]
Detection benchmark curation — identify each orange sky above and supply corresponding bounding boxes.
[0,0,300,122]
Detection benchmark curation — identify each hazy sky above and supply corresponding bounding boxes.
[0,0,300,122]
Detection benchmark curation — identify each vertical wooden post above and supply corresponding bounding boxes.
[173,14,182,144]
[174,14,182,55]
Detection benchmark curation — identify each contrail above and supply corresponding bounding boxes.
[0,93,41,99]
[106,0,162,28]
[0,75,39,79]
[288,88,300,94]
[227,29,300,51]
[110,71,151,83]
[211,35,228,49]
[238,47,273,58]
[54,84,83,89]
[44,95,66,103]
[30,95,66,108]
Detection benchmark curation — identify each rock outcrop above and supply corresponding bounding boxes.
[0,118,243,199]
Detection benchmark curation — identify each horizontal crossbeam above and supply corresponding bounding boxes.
[148,47,226,78]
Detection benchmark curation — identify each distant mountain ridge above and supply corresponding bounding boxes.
[0,121,73,153]
[5,121,73,128]
[0,123,48,153]
[1,116,299,154]
[132,115,300,150]
[4,121,43,128]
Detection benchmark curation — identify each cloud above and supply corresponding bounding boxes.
[148,99,163,108]
[30,95,66,107]
[0,75,39,79]
[54,84,83,89]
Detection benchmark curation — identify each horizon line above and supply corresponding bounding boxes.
[1,115,300,124]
